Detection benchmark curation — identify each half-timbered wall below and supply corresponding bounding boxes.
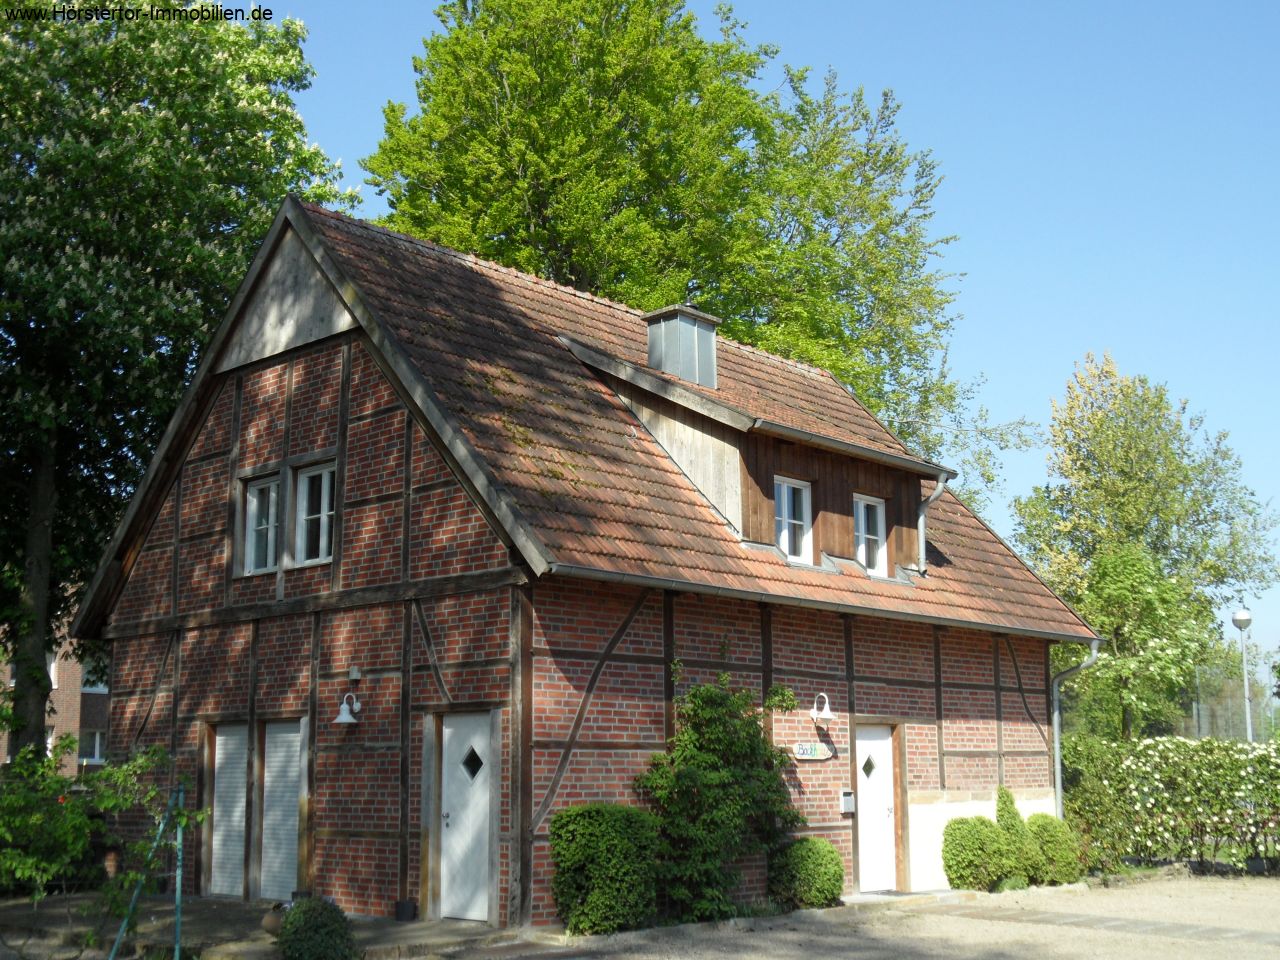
[105,335,519,919]
[523,578,1055,922]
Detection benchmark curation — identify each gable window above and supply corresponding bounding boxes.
[295,464,336,565]
[853,494,887,576]
[774,477,812,563]
[245,476,280,574]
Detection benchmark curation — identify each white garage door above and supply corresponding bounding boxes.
[211,724,247,897]
[260,720,302,901]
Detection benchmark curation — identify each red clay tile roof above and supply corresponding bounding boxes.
[302,204,1096,643]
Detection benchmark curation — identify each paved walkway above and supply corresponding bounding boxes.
[903,900,1280,948]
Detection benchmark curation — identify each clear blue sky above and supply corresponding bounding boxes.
[284,0,1280,668]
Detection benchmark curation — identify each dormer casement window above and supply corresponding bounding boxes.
[644,305,718,388]
[774,477,812,563]
[853,494,888,577]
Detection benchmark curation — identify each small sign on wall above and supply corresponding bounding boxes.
[792,741,834,761]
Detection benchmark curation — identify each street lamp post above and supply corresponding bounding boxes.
[1233,606,1254,742]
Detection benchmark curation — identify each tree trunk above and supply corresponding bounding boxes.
[12,436,57,756]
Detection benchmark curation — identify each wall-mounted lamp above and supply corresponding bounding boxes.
[334,692,361,725]
[810,693,835,726]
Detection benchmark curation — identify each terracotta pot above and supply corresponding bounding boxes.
[103,849,121,880]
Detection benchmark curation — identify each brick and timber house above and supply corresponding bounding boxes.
[72,197,1097,924]
[3,651,110,775]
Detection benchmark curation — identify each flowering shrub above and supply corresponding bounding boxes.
[1064,734,1280,869]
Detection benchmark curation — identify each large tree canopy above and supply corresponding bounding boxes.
[363,0,974,460]
[0,11,351,752]
[1013,354,1277,737]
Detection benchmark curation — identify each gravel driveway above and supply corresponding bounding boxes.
[467,876,1280,960]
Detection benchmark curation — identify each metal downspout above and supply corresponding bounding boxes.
[917,473,949,574]
[1052,638,1102,818]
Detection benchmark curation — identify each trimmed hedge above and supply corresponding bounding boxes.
[768,837,844,909]
[1064,734,1280,870]
[996,786,1045,885]
[1027,814,1084,885]
[549,803,659,934]
[941,816,1009,891]
[278,897,357,960]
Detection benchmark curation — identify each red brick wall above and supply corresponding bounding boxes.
[104,335,513,919]
[526,580,1054,919]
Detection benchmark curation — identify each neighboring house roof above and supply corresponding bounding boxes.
[74,198,1097,644]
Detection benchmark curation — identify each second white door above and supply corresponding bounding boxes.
[855,725,897,891]
[440,713,491,921]
[260,720,302,901]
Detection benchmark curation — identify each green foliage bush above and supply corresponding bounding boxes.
[638,676,803,922]
[1061,734,1138,870]
[1027,814,1083,884]
[941,816,1010,891]
[278,897,357,960]
[0,739,170,901]
[996,786,1044,885]
[768,838,843,909]
[549,803,659,934]
[1063,734,1280,870]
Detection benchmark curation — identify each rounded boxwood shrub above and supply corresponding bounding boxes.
[549,803,659,935]
[996,786,1045,885]
[768,837,844,909]
[1027,814,1084,885]
[278,896,357,960]
[942,816,1010,891]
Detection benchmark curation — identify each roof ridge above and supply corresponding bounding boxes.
[300,202,643,319]
[718,337,834,380]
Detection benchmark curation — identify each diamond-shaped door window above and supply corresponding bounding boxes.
[862,755,876,778]
[462,747,484,781]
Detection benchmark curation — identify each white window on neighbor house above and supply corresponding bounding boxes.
[853,494,887,577]
[774,477,813,563]
[245,476,280,574]
[79,730,107,766]
[82,666,108,695]
[294,463,336,565]
[7,653,57,688]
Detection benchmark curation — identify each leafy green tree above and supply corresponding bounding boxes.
[363,0,1021,476]
[1,12,352,754]
[1013,354,1277,737]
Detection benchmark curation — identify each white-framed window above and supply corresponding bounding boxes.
[245,476,280,574]
[7,653,57,688]
[78,729,107,765]
[294,464,336,565]
[773,477,813,563]
[853,494,887,577]
[82,665,108,695]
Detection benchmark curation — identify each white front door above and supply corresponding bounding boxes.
[260,720,302,901]
[211,724,247,897]
[440,713,491,921]
[855,725,897,891]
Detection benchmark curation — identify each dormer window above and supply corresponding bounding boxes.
[854,494,887,576]
[645,305,718,388]
[774,477,812,563]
